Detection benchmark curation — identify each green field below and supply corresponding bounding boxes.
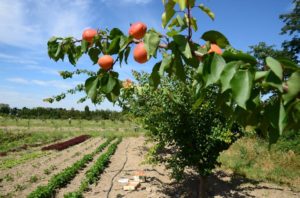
[0,117,145,169]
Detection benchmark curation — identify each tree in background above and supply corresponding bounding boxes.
[0,104,10,115]
[249,0,299,65]
[280,0,300,62]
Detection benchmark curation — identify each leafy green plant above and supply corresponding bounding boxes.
[27,137,115,198]
[29,175,39,183]
[64,138,122,198]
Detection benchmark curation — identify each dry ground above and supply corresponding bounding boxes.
[1,136,299,198]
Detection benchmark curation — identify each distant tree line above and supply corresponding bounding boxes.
[0,104,122,120]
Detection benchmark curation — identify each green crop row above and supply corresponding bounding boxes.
[64,138,122,198]
[27,137,115,198]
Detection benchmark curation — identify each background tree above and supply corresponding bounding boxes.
[280,0,300,62]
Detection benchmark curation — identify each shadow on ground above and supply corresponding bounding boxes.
[154,170,288,198]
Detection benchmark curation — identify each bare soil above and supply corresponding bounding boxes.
[0,137,104,197]
[83,137,300,198]
[1,136,299,198]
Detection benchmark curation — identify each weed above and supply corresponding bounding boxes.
[4,174,14,182]
[15,184,26,191]
[29,175,39,183]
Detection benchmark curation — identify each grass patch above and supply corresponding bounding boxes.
[0,151,48,169]
[219,132,300,190]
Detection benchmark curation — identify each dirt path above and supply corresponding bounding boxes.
[83,137,299,198]
[83,136,171,198]
[0,137,103,197]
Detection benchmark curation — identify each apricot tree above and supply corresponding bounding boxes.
[45,0,299,196]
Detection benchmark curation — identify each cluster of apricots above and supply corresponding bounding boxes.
[82,22,148,71]
[82,22,222,71]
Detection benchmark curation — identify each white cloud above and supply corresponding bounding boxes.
[0,0,93,48]
[7,77,81,90]
[25,65,59,76]
[7,78,29,84]
[0,52,38,65]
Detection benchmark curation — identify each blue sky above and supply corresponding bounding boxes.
[0,0,294,111]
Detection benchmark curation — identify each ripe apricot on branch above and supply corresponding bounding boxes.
[208,43,222,55]
[98,55,114,70]
[129,22,147,39]
[133,42,148,64]
[82,29,97,43]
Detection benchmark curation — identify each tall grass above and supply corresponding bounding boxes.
[219,131,300,190]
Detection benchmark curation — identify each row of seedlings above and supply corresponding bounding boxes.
[64,138,123,198]
[27,137,116,198]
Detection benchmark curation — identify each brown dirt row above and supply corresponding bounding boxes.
[0,137,103,197]
[55,139,118,198]
[83,136,170,198]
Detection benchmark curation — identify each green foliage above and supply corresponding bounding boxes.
[27,138,115,198]
[64,138,122,198]
[121,72,242,179]
[279,0,300,62]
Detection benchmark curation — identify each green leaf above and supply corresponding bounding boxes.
[279,100,287,135]
[162,1,176,28]
[190,17,198,31]
[101,74,117,94]
[172,49,185,81]
[222,50,257,65]
[230,69,254,109]
[85,76,99,103]
[173,35,192,59]
[283,71,300,104]
[255,71,268,81]
[55,43,62,58]
[109,28,124,39]
[124,46,131,64]
[144,30,160,58]
[166,29,180,37]
[201,30,230,48]
[175,0,187,10]
[107,37,120,55]
[159,54,172,76]
[203,54,226,86]
[266,57,283,80]
[198,4,215,20]
[149,62,161,89]
[220,61,240,92]
[277,57,300,71]
[88,48,101,64]
[265,99,287,144]
[81,40,89,53]
[264,71,283,92]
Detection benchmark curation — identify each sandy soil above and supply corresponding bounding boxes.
[0,137,104,197]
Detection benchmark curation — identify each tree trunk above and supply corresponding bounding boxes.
[198,175,208,198]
